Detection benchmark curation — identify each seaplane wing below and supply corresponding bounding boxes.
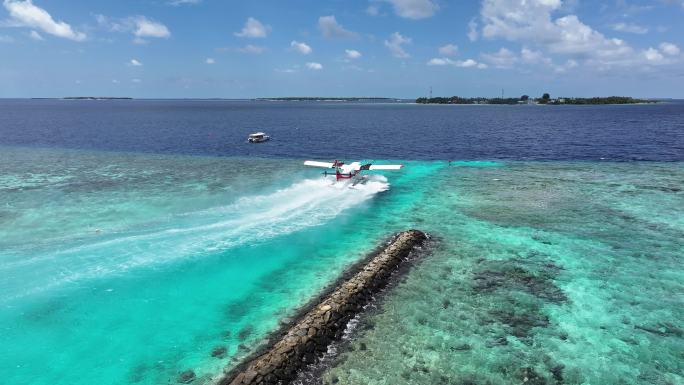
[304,160,403,183]
[304,160,403,170]
[368,164,403,170]
[303,160,336,168]
[351,163,403,171]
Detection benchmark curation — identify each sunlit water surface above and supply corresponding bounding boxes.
[317,162,683,385]
[0,101,682,385]
[0,147,442,385]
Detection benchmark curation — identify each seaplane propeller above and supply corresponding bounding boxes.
[304,160,403,184]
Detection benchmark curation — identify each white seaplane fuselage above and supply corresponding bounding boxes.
[331,162,366,184]
[303,160,403,186]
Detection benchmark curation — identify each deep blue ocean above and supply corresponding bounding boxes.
[0,100,682,385]
[1,99,682,161]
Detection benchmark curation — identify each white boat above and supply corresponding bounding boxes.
[248,132,270,143]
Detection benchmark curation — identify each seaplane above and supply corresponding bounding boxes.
[304,160,403,185]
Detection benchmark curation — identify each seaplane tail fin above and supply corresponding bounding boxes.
[304,160,335,168]
[368,164,403,170]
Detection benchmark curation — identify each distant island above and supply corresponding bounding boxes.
[255,97,398,102]
[63,96,133,100]
[416,94,657,105]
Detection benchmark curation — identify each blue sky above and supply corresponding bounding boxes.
[1,0,683,98]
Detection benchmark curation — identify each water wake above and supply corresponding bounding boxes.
[1,176,389,302]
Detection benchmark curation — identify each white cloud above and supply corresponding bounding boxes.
[477,0,648,69]
[520,47,551,65]
[468,18,479,41]
[641,43,681,65]
[318,15,357,39]
[345,49,362,59]
[234,17,270,38]
[384,32,411,58]
[0,34,14,43]
[644,47,664,63]
[305,62,323,70]
[438,44,458,56]
[659,42,680,56]
[3,0,86,41]
[482,1,619,56]
[427,58,449,65]
[290,40,312,55]
[95,14,170,42]
[381,0,439,19]
[238,44,265,54]
[168,0,201,5]
[611,22,648,34]
[481,47,554,69]
[205,58,215,64]
[29,30,43,41]
[112,79,120,84]
[480,0,559,41]
[481,47,517,68]
[132,78,142,83]
[366,4,381,16]
[129,59,142,66]
[94,13,107,27]
[275,66,298,73]
[458,59,479,68]
[554,59,578,73]
[427,57,486,69]
[132,16,170,38]
[474,0,682,73]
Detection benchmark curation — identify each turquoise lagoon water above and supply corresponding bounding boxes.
[318,162,683,385]
[0,147,442,385]
[1,147,682,385]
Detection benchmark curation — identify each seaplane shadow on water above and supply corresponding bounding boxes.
[304,160,403,187]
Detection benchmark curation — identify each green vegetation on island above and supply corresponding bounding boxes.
[416,93,656,105]
[541,96,655,105]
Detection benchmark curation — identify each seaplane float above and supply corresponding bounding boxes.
[304,160,403,185]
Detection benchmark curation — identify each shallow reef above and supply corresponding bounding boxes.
[318,162,683,385]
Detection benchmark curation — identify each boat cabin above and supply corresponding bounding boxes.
[248,132,270,143]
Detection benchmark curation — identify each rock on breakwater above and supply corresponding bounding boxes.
[221,230,427,385]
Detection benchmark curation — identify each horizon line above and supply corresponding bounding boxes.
[0,96,680,100]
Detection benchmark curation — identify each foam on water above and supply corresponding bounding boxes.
[0,148,436,385]
[1,175,388,303]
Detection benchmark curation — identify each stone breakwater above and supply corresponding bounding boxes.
[220,230,427,385]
